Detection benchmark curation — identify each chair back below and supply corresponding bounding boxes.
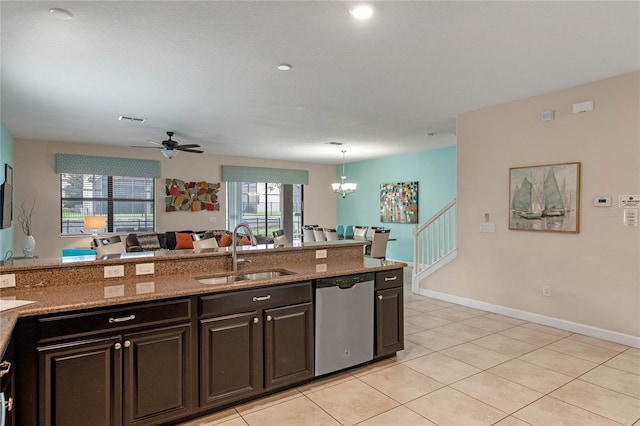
[367,229,390,259]
[324,228,340,241]
[313,227,326,241]
[354,226,368,240]
[302,226,315,242]
[96,241,126,257]
[272,229,284,237]
[336,225,344,237]
[193,237,219,250]
[343,225,355,239]
[273,234,288,247]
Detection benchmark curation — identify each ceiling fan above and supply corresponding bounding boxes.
[139,131,204,159]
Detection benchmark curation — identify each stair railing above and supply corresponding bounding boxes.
[413,198,456,277]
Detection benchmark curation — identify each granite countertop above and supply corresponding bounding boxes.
[0,255,406,354]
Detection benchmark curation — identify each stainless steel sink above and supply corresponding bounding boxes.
[239,269,296,281]
[197,275,249,285]
[197,269,295,285]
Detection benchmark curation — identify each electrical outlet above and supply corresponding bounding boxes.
[0,274,16,288]
[135,263,154,275]
[208,217,216,223]
[104,285,125,298]
[542,285,551,297]
[315,249,327,259]
[104,265,125,278]
[316,263,327,273]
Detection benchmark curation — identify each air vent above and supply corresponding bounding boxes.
[118,116,146,123]
[326,141,344,146]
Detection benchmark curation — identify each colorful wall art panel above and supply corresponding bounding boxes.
[165,179,220,212]
[380,181,418,223]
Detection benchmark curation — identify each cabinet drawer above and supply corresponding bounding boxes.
[199,282,312,318]
[375,269,403,290]
[37,298,192,343]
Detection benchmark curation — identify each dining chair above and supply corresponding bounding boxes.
[336,225,344,238]
[324,228,340,241]
[313,227,326,241]
[302,226,315,242]
[365,229,390,260]
[353,226,368,240]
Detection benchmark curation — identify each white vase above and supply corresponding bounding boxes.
[22,235,36,258]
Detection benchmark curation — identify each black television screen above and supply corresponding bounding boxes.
[0,182,12,229]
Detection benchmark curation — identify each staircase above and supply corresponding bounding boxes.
[412,198,457,291]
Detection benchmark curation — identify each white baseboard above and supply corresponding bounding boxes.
[414,288,640,349]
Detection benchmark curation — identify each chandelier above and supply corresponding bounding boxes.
[331,150,357,198]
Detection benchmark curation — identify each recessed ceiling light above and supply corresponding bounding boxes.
[349,4,375,20]
[277,64,292,71]
[49,8,74,20]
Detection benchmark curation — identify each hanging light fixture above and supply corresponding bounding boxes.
[161,149,177,159]
[332,150,357,198]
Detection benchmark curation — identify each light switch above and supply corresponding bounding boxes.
[479,223,496,233]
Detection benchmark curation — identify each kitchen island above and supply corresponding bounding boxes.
[0,240,405,425]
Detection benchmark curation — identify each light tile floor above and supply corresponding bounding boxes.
[181,268,640,426]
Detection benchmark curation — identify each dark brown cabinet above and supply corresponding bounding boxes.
[264,302,314,389]
[36,299,193,426]
[198,282,314,410]
[1,337,16,426]
[374,269,404,358]
[199,311,262,408]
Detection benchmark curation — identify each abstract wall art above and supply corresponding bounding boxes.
[380,181,418,224]
[165,178,220,212]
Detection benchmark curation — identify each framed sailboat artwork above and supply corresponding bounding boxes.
[509,162,581,233]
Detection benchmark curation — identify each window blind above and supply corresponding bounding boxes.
[221,165,308,185]
[55,154,161,178]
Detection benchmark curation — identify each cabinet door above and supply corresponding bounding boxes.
[38,336,123,426]
[199,311,262,409]
[122,324,192,426]
[264,302,314,389]
[375,287,404,358]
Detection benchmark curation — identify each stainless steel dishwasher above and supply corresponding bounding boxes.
[315,273,374,376]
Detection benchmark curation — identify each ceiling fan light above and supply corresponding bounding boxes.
[162,149,177,159]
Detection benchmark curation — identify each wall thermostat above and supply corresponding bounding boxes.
[594,196,612,207]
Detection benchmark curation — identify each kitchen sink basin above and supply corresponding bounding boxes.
[197,269,296,285]
[197,275,249,285]
[239,269,296,281]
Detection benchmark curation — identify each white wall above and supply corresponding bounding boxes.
[13,140,337,259]
[421,72,640,339]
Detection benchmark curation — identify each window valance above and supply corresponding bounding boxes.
[221,165,309,185]
[55,154,161,178]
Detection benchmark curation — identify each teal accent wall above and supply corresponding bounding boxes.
[336,145,456,262]
[0,123,14,259]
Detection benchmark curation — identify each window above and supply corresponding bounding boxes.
[227,182,303,240]
[60,173,154,236]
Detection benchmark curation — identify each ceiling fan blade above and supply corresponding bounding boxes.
[131,145,163,149]
[146,139,163,146]
[178,148,204,153]
[177,144,201,149]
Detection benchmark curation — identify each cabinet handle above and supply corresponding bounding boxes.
[0,361,11,378]
[5,396,13,412]
[252,295,271,302]
[384,276,397,281]
[124,341,131,348]
[109,314,136,324]
[253,317,259,324]
[266,315,272,321]
[378,294,383,300]
[114,343,122,350]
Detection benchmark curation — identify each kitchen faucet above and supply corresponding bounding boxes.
[232,222,256,272]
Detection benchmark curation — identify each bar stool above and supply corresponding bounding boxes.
[313,227,326,241]
[302,226,315,242]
